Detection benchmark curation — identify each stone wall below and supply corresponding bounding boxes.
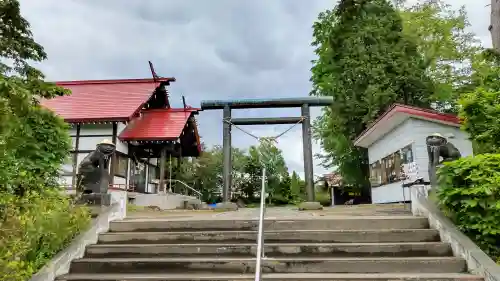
[410,185,500,281]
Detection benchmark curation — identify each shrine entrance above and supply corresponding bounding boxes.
[200,97,334,203]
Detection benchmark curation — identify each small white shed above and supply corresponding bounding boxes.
[354,104,473,204]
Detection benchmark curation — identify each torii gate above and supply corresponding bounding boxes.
[200,97,334,203]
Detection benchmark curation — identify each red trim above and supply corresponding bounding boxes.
[141,108,201,113]
[355,104,461,144]
[65,117,130,123]
[55,77,176,86]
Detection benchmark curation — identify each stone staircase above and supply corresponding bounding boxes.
[57,214,482,281]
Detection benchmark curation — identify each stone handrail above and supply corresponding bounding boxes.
[410,185,500,281]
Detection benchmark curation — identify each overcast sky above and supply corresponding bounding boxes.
[19,0,491,178]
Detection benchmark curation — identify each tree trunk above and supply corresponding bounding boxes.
[490,0,500,52]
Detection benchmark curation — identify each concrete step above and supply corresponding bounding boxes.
[69,257,466,274]
[109,216,429,232]
[85,242,452,258]
[98,229,440,244]
[57,272,483,281]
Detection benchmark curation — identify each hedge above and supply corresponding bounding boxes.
[436,154,500,262]
[0,190,90,281]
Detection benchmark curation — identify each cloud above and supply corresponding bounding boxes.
[19,0,491,178]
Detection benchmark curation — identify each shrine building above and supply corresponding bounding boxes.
[42,77,201,194]
[354,104,473,204]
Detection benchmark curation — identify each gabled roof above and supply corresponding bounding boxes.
[354,104,460,148]
[119,108,200,141]
[42,78,175,123]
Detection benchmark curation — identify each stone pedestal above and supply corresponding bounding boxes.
[183,199,203,210]
[215,202,238,211]
[298,201,323,211]
[79,193,111,206]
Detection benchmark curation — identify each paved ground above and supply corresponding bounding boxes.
[125,204,412,220]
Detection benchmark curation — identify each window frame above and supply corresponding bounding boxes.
[369,143,414,187]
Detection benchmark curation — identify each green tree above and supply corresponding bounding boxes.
[311,0,434,194]
[0,0,71,195]
[254,139,290,203]
[0,1,89,278]
[458,88,500,154]
[188,146,222,202]
[398,0,480,112]
[289,171,304,202]
[242,147,261,201]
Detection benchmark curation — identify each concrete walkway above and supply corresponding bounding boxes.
[125,203,412,221]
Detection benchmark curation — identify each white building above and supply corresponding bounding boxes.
[42,77,202,194]
[354,104,473,204]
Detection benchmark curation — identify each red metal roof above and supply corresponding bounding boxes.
[354,103,461,147]
[119,108,200,141]
[42,78,175,123]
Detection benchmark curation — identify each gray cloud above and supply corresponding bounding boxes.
[20,0,490,178]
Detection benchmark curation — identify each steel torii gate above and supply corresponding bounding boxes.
[200,97,334,203]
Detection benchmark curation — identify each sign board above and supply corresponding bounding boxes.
[401,161,420,183]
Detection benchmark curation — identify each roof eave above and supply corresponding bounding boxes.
[119,137,179,142]
[354,104,461,148]
[65,117,130,124]
[55,77,176,86]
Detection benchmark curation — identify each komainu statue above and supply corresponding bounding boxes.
[76,139,116,205]
[426,133,461,188]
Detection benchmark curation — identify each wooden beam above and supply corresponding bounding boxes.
[158,147,167,193]
[109,122,118,185]
[71,124,81,188]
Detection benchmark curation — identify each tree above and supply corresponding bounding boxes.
[458,88,500,154]
[0,2,89,278]
[398,0,479,112]
[310,0,434,195]
[289,171,304,202]
[190,148,222,202]
[253,139,290,203]
[490,0,500,53]
[0,0,71,195]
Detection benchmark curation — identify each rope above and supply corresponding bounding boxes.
[223,116,305,142]
[273,116,305,140]
[223,117,305,168]
[224,118,260,140]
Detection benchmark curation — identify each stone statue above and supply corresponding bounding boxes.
[426,133,461,188]
[77,139,116,205]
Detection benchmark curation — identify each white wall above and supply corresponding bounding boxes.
[372,181,412,204]
[113,176,126,186]
[77,124,113,151]
[368,117,473,204]
[116,122,128,154]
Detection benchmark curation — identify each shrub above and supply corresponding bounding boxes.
[315,191,331,206]
[436,154,500,260]
[0,190,90,281]
[458,87,500,154]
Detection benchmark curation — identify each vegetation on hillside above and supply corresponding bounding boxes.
[171,140,313,206]
[0,0,90,280]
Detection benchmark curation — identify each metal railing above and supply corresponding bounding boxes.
[254,167,267,281]
[167,179,202,200]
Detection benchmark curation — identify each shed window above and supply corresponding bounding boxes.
[369,144,414,187]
